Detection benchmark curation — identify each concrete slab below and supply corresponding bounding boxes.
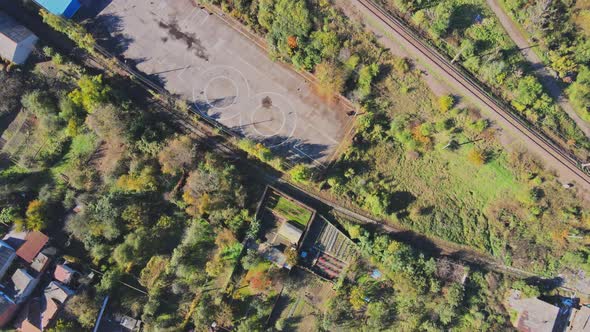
[90,0,351,165]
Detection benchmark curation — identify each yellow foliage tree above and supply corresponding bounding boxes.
[349,286,366,311]
[467,148,486,166]
[438,94,455,112]
[21,200,47,231]
[315,61,346,98]
[116,167,157,192]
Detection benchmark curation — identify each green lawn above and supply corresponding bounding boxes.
[50,132,98,176]
[270,195,313,228]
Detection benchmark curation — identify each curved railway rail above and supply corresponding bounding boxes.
[357,0,590,188]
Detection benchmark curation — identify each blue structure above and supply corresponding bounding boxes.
[35,0,81,18]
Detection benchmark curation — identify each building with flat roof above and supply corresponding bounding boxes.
[0,12,37,65]
[11,269,38,303]
[35,0,81,18]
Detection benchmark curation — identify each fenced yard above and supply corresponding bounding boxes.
[300,216,358,280]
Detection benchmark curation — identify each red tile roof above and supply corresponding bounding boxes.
[15,232,48,264]
[53,265,74,284]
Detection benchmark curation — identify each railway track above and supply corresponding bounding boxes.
[5,0,589,295]
[356,0,590,189]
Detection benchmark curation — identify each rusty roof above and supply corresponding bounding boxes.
[16,232,48,264]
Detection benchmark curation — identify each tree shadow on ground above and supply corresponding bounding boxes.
[77,0,114,19]
[263,136,330,165]
[449,4,483,33]
[389,191,416,213]
[87,13,133,56]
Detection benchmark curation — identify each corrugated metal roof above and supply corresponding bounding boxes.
[0,11,35,44]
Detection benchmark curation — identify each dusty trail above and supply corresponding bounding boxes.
[347,0,590,194]
[486,0,590,137]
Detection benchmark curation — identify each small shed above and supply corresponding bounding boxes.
[0,11,38,65]
[35,0,81,19]
[277,221,303,245]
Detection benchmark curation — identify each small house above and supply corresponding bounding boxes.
[0,12,38,65]
[15,231,48,264]
[30,252,50,274]
[44,282,73,305]
[507,290,559,332]
[53,264,76,285]
[35,0,81,19]
[277,221,304,246]
[11,269,38,303]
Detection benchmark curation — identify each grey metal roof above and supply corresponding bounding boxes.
[278,221,303,245]
[0,242,15,269]
[44,281,73,304]
[0,11,35,44]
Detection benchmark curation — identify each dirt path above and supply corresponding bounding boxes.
[339,0,590,195]
[486,0,590,138]
[7,0,590,295]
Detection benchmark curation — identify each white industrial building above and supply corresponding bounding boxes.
[0,11,38,65]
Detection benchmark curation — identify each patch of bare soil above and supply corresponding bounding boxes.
[89,141,126,177]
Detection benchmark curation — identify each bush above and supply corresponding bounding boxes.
[289,164,313,183]
[40,10,96,53]
[568,66,590,120]
[392,57,410,74]
[237,139,285,171]
[357,63,379,99]
[438,94,455,112]
[467,148,486,166]
[68,75,111,113]
[315,61,346,97]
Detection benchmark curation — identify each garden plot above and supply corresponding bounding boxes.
[252,186,316,269]
[300,216,357,280]
[268,268,335,331]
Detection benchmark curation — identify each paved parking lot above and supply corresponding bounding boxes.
[91,0,351,165]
